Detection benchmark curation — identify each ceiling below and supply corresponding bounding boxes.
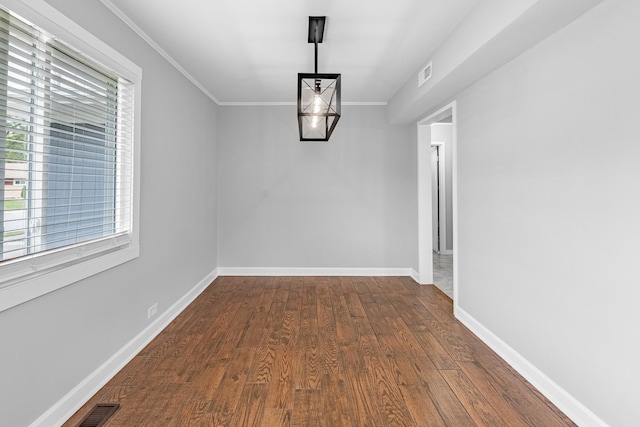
[104,0,479,104]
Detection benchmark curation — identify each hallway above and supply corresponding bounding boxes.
[433,253,453,299]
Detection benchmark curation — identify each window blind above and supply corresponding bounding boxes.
[0,7,134,282]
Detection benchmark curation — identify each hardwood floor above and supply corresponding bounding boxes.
[64,276,575,426]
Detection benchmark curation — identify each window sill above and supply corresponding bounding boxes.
[0,244,139,313]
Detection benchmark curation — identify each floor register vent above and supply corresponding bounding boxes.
[76,403,120,427]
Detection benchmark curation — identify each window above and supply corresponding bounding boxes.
[0,1,140,312]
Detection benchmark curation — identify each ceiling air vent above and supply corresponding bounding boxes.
[418,61,433,88]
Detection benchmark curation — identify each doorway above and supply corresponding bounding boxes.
[430,141,453,298]
[417,101,457,302]
[431,145,440,253]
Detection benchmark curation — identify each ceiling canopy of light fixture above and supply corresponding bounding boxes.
[297,16,341,142]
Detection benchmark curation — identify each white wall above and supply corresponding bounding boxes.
[218,106,417,271]
[0,1,219,426]
[455,0,640,425]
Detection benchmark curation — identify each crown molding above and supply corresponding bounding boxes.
[345,102,388,106]
[218,102,297,106]
[100,0,220,105]
[219,101,388,106]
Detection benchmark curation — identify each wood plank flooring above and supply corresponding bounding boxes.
[64,276,575,426]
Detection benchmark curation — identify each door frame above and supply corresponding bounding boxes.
[417,101,458,303]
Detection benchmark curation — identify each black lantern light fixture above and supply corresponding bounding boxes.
[297,16,341,142]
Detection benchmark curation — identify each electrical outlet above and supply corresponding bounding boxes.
[147,303,158,319]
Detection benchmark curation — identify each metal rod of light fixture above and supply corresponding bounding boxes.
[314,40,318,74]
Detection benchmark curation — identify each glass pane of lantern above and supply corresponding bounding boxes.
[300,115,327,140]
[298,74,340,141]
[300,78,338,116]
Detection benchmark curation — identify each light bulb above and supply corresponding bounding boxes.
[312,94,322,114]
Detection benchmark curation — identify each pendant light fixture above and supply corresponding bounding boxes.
[297,16,341,142]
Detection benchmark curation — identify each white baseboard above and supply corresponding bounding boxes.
[409,269,420,283]
[454,305,609,427]
[30,268,219,427]
[217,267,415,277]
[416,271,433,285]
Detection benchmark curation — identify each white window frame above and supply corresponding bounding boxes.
[0,0,141,313]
